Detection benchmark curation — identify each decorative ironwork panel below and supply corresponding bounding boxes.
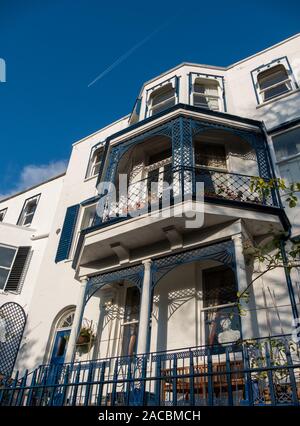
[0,302,26,378]
[86,264,144,302]
[191,119,272,179]
[103,122,173,187]
[152,240,235,288]
[171,117,193,168]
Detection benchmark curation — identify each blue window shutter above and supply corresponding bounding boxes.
[55,204,80,263]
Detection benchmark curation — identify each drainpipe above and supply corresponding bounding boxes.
[279,238,299,321]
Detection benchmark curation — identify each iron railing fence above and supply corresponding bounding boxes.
[93,166,280,227]
[1,335,299,407]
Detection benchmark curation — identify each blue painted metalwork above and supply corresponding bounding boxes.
[0,302,26,379]
[1,335,299,406]
[152,239,235,289]
[50,330,71,366]
[86,239,235,301]
[86,264,144,302]
[55,204,80,263]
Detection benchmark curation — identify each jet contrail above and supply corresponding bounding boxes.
[88,19,174,87]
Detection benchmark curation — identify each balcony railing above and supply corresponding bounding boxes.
[1,335,299,406]
[93,166,280,227]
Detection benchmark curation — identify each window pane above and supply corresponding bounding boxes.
[124,287,140,322]
[195,143,227,169]
[278,158,300,186]
[263,82,290,101]
[194,82,218,96]
[23,212,34,226]
[0,267,10,289]
[148,148,172,165]
[151,85,175,106]
[202,266,237,307]
[152,97,175,115]
[258,65,288,90]
[81,205,97,229]
[194,94,209,108]
[0,246,16,268]
[273,127,300,159]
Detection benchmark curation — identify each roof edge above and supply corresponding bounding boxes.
[0,172,66,204]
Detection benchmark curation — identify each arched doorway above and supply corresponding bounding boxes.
[50,308,75,365]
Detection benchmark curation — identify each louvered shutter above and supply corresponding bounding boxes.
[6,246,31,292]
[55,204,80,263]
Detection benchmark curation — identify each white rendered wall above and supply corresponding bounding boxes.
[0,176,64,319]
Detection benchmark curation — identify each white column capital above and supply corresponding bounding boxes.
[80,276,89,284]
[142,259,152,268]
[232,232,243,242]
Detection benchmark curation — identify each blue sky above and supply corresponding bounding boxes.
[0,0,299,197]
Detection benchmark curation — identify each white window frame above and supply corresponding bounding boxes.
[192,77,222,111]
[120,286,140,357]
[0,243,17,292]
[146,77,178,118]
[252,57,298,105]
[17,194,40,227]
[190,73,225,112]
[0,208,7,222]
[271,125,300,163]
[86,143,105,179]
[70,202,97,258]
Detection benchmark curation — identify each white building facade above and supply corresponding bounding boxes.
[0,34,300,406]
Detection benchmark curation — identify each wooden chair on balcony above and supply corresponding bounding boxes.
[161,360,245,403]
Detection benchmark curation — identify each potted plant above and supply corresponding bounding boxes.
[76,326,95,348]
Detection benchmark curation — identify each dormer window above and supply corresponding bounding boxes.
[149,83,176,116]
[17,195,40,227]
[193,78,220,111]
[86,144,104,178]
[257,64,292,102]
[251,58,297,104]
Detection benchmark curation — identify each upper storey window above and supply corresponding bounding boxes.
[149,83,176,116]
[0,208,7,222]
[257,65,292,102]
[86,144,104,178]
[252,57,298,105]
[17,195,40,227]
[193,78,220,111]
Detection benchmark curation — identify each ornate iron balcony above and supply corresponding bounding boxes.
[92,166,280,228]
